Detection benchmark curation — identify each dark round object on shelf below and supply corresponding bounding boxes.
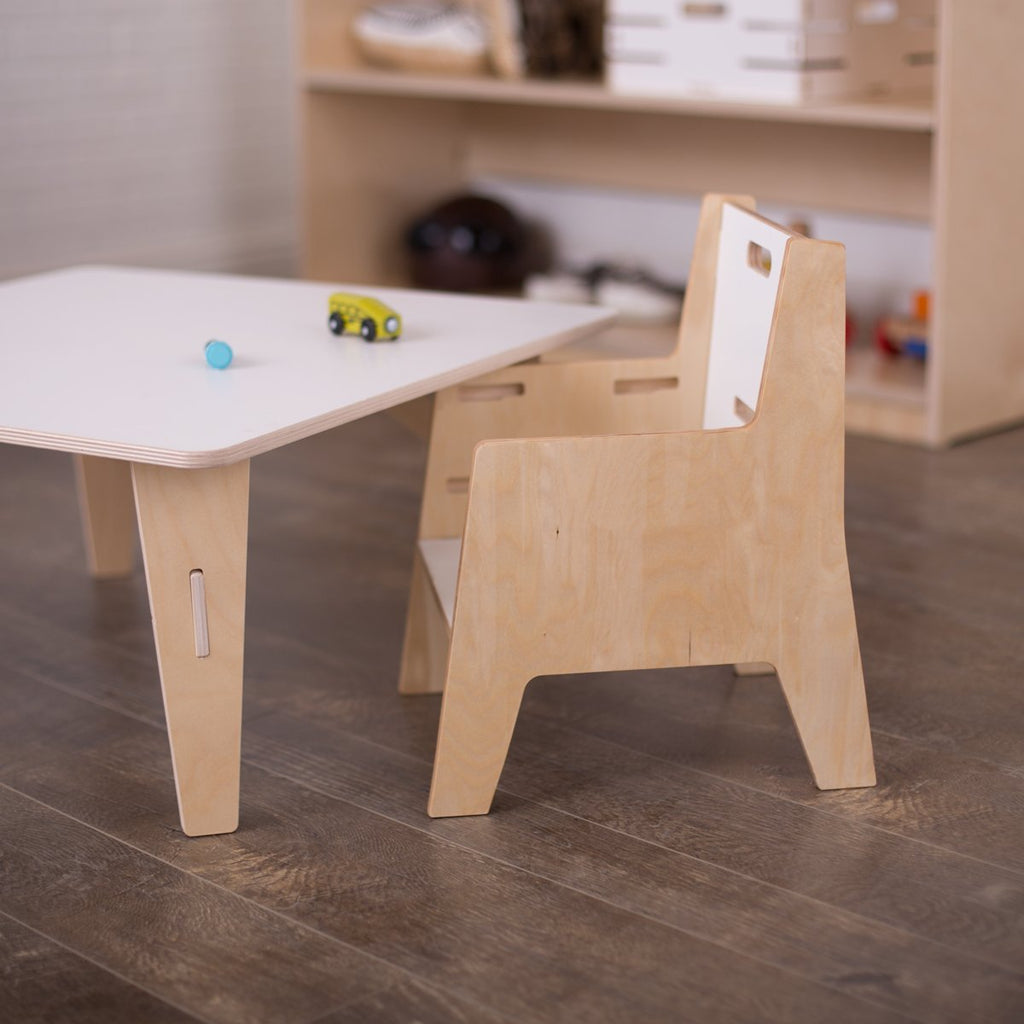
[406,194,528,292]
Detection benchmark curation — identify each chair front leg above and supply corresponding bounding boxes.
[428,656,528,818]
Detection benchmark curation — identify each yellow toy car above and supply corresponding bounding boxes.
[327,292,402,342]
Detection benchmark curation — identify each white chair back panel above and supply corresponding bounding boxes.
[703,205,791,430]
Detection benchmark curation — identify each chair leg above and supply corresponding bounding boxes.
[398,549,450,695]
[428,658,527,817]
[774,579,876,790]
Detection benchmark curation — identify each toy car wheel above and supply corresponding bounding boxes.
[360,318,377,342]
[328,312,345,335]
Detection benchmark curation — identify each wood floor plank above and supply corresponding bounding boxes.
[5,670,1023,1024]
[505,709,1024,949]
[250,706,1024,1023]
[312,978,512,1024]
[0,914,200,1024]
[0,598,165,722]
[0,674,917,1024]
[3,530,1023,1014]
[0,784,402,1024]
[5,412,1024,1022]
[221,637,1024,982]
[513,674,1024,872]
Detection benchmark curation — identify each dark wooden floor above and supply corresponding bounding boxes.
[2,413,1023,1023]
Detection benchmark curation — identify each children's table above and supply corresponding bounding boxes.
[0,266,613,835]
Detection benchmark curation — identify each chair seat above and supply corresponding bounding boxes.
[419,537,461,630]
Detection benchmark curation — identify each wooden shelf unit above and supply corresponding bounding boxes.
[298,0,1024,446]
[303,67,936,131]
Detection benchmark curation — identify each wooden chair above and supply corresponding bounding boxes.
[400,194,876,817]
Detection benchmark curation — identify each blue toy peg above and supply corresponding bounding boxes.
[205,339,233,369]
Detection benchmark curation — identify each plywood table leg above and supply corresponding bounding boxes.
[74,455,137,578]
[131,460,250,837]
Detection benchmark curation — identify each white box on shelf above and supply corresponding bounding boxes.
[886,0,937,96]
[605,0,936,104]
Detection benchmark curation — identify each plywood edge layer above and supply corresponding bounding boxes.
[0,315,613,469]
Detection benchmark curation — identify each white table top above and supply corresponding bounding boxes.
[0,266,614,468]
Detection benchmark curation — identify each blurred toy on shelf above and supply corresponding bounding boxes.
[406,192,541,291]
[352,1,523,78]
[480,0,525,77]
[876,289,930,359]
[518,0,603,79]
[525,262,685,325]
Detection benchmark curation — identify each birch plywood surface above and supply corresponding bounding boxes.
[0,267,613,467]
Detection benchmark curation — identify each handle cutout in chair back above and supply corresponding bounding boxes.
[702,204,790,430]
[747,241,772,277]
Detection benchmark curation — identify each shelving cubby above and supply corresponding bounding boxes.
[298,0,1024,446]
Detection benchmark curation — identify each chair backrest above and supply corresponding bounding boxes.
[702,204,793,429]
[416,194,842,540]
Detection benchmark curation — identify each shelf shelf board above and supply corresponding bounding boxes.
[844,347,929,443]
[302,67,935,132]
[845,347,927,408]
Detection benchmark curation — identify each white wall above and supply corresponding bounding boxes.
[0,0,930,324]
[0,0,297,281]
